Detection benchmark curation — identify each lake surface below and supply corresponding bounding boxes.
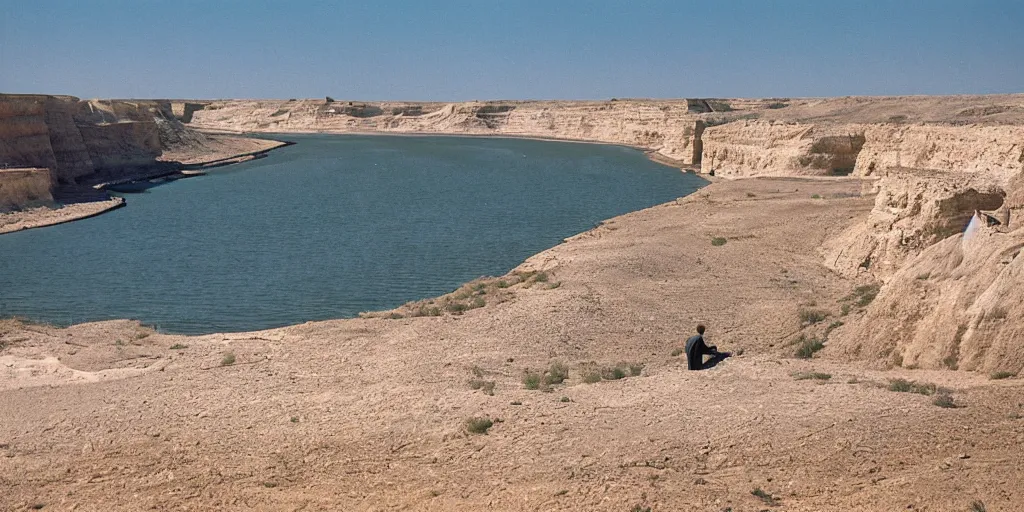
[0,134,705,334]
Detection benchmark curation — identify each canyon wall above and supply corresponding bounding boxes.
[188,99,723,165]
[0,168,53,211]
[0,94,168,185]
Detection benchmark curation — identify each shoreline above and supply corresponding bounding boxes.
[195,126,699,172]
[0,138,291,236]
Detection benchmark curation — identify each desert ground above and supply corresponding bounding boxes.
[3,176,1022,511]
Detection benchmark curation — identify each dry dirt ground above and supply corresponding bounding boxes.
[2,178,1023,511]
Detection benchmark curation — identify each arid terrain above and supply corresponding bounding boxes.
[2,94,1023,511]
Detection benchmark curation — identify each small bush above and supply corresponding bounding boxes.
[559,396,571,403]
[824,320,844,338]
[671,347,683,357]
[469,297,486,309]
[751,487,780,506]
[971,500,987,512]
[543,361,569,385]
[888,378,937,395]
[990,371,1016,380]
[221,352,236,366]
[497,280,509,288]
[711,237,727,246]
[811,194,821,199]
[628,363,644,376]
[534,272,549,283]
[169,343,188,350]
[840,304,852,316]
[933,393,957,408]
[794,337,825,359]
[799,308,829,325]
[601,366,627,380]
[766,102,789,109]
[465,417,493,434]
[853,284,881,307]
[522,370,542,390]
[469,379,496,395]
[446,302,468,314]
[793,372,831,381]
[582,371,602,384]
[746,192,757,198]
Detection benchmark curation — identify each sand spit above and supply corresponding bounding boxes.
[3,177,1022,511]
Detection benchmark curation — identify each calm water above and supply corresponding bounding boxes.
[0,134,705,334]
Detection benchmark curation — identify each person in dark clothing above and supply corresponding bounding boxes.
[685,324,727,370]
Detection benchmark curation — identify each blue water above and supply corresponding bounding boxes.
[0,134,705,334]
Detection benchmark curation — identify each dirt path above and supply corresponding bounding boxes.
[2,178,1021,511]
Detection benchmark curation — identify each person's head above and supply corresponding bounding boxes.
[697,324,706,335]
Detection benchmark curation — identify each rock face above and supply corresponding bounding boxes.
[0,168,53,211]
[0,94,167,185]
[699,120,866,177]
[188,99,716,165]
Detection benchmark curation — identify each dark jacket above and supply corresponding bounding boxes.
[685,334,716,370]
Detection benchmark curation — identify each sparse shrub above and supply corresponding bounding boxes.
[799,308,829,325]
[263,481,278,488]
[841,304,852,316]
[794,336,825,359]
[887,114,908,123]
[711,237,727,246]
[465,417,493,434]
[290,416,299,423]
[497,280,509,288]
[388,312,404,319]
[544,361,569,385]
[811,194,821,199]
[470,365,484,378]
[793,372,831,381]
[601,365,627,380]
[766,102,789,109]
[169,343,188,350]
[630,505,652,512]
[751,487,779,506]
[221,352,236,366]
[470,297,486,309]
[824,320,844,338]
[469,379,496,395]
[990,371,1016,380]
[446,302,468,314]
[746,192,757,197]
[971,500,987,512]
[534,272,549,283]
[671,347,683,357]
[629,363,644,376]
[547,282,561,289]
[559,396,571,403]
[888,378,937,395]
[933,393,957,408]
[853,284,880,307]
[522,370,543,390]
[582,371,602,384]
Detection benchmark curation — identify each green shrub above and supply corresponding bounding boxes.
[169,343,188,350]
[534,272,549,283]
[522,370,542,390]
[933,393,957,408]
[628,363,644,376]
[465,417,493,434]
[671,347,683,357]
[853,284,881,307]
[799,308,829,325]
[751,487,779,505]
[794,337,825,359]
[469,379,496,395]
[711,237,727,246]
[811,194,821,199]
[601,366,627,380]
[221,352,236,366]
[793,372,831,381]
[888,378,937,395]
[582,371,602,384]
[446,302,468,314]
[497,280,509,288]
[990,371,1016,380]
[543,361,569,385]
[469,297,486,309]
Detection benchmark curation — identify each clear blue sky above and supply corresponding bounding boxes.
[1,0,1021,100]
